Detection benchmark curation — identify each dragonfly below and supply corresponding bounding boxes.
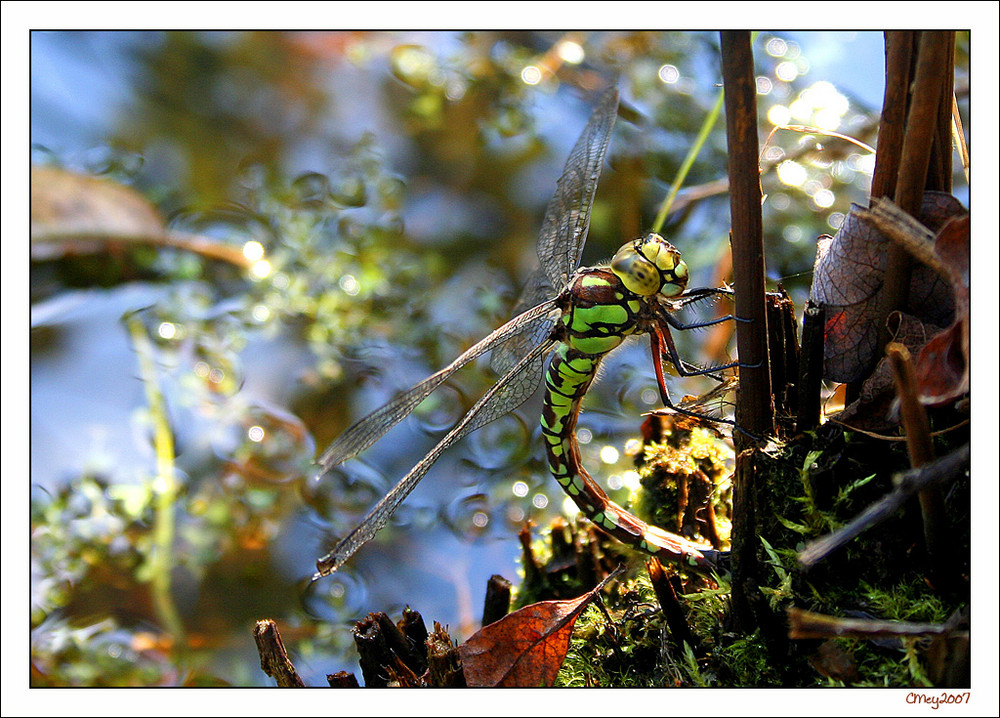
[314,86,749,578]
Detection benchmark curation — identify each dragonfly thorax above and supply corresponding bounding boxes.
[555,268,646,356]
[610,233,689,298]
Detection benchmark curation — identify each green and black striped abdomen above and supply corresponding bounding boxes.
[541,269,636,510]
[540,343,601,503]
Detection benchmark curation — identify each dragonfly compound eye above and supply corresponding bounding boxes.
[658,258,688,297]
[611,242,661,296]
[636,233,688,298]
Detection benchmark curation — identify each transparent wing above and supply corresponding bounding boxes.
[317,299,559,473]
[536,85,618,290]
[316,336,556,576]
[491,85,619,376]
[489,267,558,377]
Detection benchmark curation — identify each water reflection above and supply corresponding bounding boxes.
[300,569,369,624]
[441,492,494,542]
[465,412,532,470]
[300,459,388,525]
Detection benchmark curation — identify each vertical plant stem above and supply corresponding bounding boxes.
[126,314,186,647]
[876,31,953,352]
[795,301,825,433]
[929,32,956,194]
[868,31,915,202]
[720,31,772,636]
[893,31,952,216]
[849,31,915,406]
[765,287,799,436]
[720,32,772,441]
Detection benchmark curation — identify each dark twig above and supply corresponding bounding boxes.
[518,523,542,588]
[353,613,393,687]
[788,606,958,640]
[376,610,427,676]
[425,622,466,687]
[482,574,512,627]
[887,343,946,583]
[253,620,306,687]
[646,559,698,652]
[766,288,800,437]
[327,671,360,687]
[720,30,771,635]
[397,607,430,669]
[795,301,825,433]
[797,444,968,569]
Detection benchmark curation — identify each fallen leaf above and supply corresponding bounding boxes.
[30,165,250,267]
[458,567,622,687]
[31,165,167,258]
[810,192,963,383]
[912,213,969,405]
[835,311,942,431]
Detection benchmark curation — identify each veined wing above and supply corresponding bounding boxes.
[536,85,618,291]
[489,265,557,377]
[316,336,556,576]
[318,298,559,473]
[491,86,619,377]
[677,375,739,412]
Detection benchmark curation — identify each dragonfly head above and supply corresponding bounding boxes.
[610,233,689,298]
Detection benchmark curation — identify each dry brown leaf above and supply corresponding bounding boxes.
[31,165,166,257]
[835,311,942,431]
[913,213,969,404]
[457,568,621,687]
[30,165,250,267]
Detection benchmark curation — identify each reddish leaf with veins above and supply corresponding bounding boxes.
[836,311,938,431]
[913,213,969,404]
[458,568,622,687]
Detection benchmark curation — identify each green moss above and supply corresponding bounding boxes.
[633,415,734,547]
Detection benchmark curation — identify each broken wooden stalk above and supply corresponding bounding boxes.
[886,342,946,584]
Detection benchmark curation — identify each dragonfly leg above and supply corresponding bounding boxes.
[649,327,760,441]
[662,309,752,332]
[671,287,753,324]
[655,304,762,373]
[654,317,741,378]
